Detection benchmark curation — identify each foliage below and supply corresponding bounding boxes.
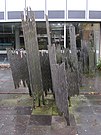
[97,59,101,70]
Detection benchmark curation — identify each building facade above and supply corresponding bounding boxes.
[0,0,101,62]
[1,0,101,22]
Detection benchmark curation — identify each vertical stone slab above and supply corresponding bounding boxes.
[93,24,100,64]
[22,10,43,107]
[69,24,80,94]
[81,40,89,73]
[7,49,30,90]
[56,44,62,64]
[63,48,79,97]
[46,13,57,93]
[88,43,95,73]
[48,44,57,65]
[45,14,57,68]
[45,14,51,46]
[7,49,20,88]
[48,44,57,93]
[69,24,78,70]
[51,62,70,125]
[40,51,52,95]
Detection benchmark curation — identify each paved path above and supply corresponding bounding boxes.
[0,68,77,135]
[1,68,101,135]
[71,71,101,135]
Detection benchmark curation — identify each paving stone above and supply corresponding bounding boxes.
[85,95,101,100]
[75,106,93,114]
[51,116,67,128]
[51,116,77,135]
[90,100,101,105]
[25,126,51,135]
[0,107,17,115]
[92,106,101,113]
[0,125,15,135]
[77,124,101,135]
[13,115,30,125]
[0,115,30,135]
[15,107,32,115]
[0,106,32,115]
[51,126,77,135]
[29,115,52,126]
[75,114,98,125]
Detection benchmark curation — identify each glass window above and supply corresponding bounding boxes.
[89,11,101,19]
[68,11,85,19]
[0,12,4,20]
[48,10,65,19]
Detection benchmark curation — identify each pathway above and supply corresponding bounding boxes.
[0,68,77,135]
[71,71,101,135]
[1,68,101,135]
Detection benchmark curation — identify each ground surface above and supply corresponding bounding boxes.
[0,68,101,135]
[71,71,101,135]
[0,68,77,135]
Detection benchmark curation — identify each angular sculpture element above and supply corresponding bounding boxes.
[7,49,31,96]
[46,15,70,125]
[69,24,80,94]
[63,49,79,96]
[40,51,52,96]
[80,40,89,73]
[51,63,70,125]
[45,14,51,47]
[69,24,79,72]
[7,48,52,98]
[48,45,70,125]
[22,9,44,108]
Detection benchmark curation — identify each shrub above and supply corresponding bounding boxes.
[97,59,101,70]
